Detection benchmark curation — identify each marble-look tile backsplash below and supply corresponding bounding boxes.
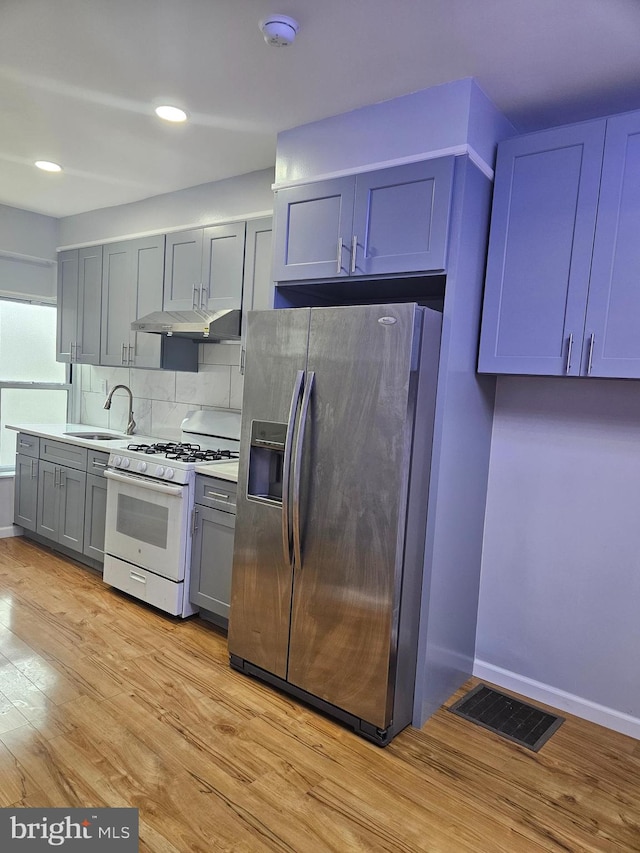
[77,343,244,439]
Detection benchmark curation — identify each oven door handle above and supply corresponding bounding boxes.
[104,468,184,496]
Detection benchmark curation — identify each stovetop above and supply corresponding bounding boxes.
[126,442,239,463]
[107,409,241,484]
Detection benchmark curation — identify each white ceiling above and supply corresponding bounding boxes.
[3,0,640,219]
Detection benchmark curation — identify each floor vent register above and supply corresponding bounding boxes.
[448,684,564,751]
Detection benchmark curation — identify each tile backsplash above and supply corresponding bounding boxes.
[77,343,243,439]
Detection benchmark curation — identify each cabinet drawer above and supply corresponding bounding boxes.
[103,555,184,616]
[16,433,39,458]
[40,438,88,471]
[194,475,237,512]
[87,450,110,476]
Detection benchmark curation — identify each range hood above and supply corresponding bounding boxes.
[131,308,241,341]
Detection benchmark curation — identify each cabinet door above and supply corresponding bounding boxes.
[14,454,38,532]
[56,249,78,362]
[36,460,59,540]
[272,178,354,281]
[163,229,203,311]
[189,505,235,619]
[201,222,245,312]
[83,473,107,562]
[76,246,102,364]
[242,217,274,313]
[58,466,86,553]
[129,235,165,368]
[352,158,455,276]
[478,121,606,375]
[584,112,640,378]
[101,241,132,367]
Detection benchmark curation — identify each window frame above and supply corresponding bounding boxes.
[0,296,72,473]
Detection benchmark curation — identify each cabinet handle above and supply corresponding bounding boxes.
[128,344,135,365]
[336,237,343,275]
[54,467,59,488]
[587,332,595,375]
[565,333,573,374]
[192,284,199,310]
[205,490,230,500]
[31,460,37,479]
[121,343,127,365]
[60,470,66,489]
[240,347,246,376]
[91,460,107,469]
[200,284,207,310]
[350,235,358,275]
[191,507,199,536]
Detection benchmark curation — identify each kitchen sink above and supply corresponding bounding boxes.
[63,431,128,440]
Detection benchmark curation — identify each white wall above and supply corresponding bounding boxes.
[77,344,243,439]
[476,375,640,738]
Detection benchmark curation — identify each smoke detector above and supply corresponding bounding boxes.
[260,15,299,46]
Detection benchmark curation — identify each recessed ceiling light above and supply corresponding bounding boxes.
[155,105,188,123]
[35,160,62,172]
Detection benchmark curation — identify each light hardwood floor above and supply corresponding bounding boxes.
[0,537,637,852]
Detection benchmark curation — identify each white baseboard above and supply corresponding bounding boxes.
[0,525,22,539]
[473,659,640,741]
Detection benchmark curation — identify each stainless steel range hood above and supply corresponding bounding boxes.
[132,308,241,341]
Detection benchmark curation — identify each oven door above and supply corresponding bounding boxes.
[104,469,190,581]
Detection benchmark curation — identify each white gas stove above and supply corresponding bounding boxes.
[102,410,240,617]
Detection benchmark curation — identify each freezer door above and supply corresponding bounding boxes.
[228,308,310,679]
[287,303,422,729]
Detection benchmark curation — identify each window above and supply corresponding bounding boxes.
[0,299,70,470]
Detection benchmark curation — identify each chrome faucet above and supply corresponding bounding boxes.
[104,384,136,435]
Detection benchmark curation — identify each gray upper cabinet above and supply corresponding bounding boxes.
[272,158,455,282]
[241,217,274,313]
[56,246,102,364]
[101,235,198,371]
[164,224,245,313]
[583,111,640,379]
[479,109,640,379]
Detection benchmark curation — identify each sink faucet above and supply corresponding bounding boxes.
[104,384,136,435]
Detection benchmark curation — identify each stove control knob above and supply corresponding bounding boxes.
[113,456,122,467]
[121,458,130,468]
[156,466,165,477]
[137,461,147,473]
[165,467,175,479]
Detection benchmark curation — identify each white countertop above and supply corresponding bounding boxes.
[194,461,239,482]
[8,423,159,452]
[9,423,239,482]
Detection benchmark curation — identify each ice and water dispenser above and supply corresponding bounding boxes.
[247,420,286,504]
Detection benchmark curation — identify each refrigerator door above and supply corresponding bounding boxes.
[286,303,422,728]
[228,308,310,678]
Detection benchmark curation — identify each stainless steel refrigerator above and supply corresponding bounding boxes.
[228,303,441,745]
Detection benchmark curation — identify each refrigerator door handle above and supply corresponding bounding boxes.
[282,369,305,570]
[292,370,315,570]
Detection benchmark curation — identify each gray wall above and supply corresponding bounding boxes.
[58,167,275,246]
[476,375,640,737]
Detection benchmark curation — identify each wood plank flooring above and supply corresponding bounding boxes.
[0,537,637,851]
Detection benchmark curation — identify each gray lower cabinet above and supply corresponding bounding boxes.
[83,472,108,562]
[15,436,109,567]
[36,460,87,554]
[14,453,39,532]
[189,476,236,620]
